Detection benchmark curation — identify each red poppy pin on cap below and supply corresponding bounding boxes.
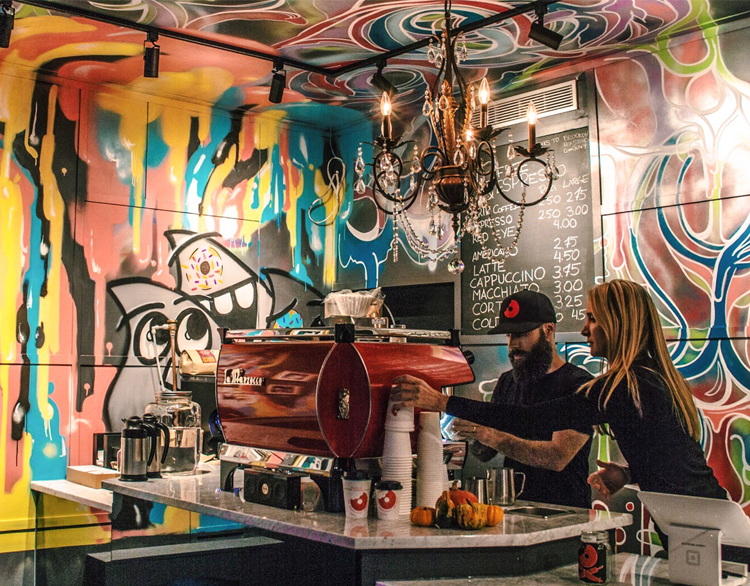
[488,290,557,334]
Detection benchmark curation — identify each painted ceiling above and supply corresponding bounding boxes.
[7,1,750,113]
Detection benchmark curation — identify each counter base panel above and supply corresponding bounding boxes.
[260,530,582,586]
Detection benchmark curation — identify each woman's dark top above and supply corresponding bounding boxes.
[447,359,726,499]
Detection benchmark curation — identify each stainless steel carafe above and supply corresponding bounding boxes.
[120,416,157,481]
[142,414,170,478]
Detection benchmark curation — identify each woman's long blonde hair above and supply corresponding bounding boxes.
[579,280,701,441]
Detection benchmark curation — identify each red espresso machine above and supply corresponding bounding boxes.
[216,323,474,509]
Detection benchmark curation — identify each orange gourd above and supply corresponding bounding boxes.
[410,506,436,527]
[448,480,478,505]
[485,504,504,527]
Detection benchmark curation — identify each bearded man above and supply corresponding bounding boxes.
[454,290,594,509]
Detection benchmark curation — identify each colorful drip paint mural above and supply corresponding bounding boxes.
[0,0,749,579]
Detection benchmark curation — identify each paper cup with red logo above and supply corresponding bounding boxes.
[375,480,403,520]
[342,471,371,519]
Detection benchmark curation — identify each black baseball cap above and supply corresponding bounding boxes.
[488,290,557,334]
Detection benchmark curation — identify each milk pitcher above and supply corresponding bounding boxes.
[489,468,526,506]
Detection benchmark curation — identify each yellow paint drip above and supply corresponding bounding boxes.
[0,384,36,551]
[0,74,34,363]
[12,15,98,39]
[133,69,234,108]
[284,157,300,251]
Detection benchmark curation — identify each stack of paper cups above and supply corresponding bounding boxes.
[415,411,449,507]
[381,400,414,515]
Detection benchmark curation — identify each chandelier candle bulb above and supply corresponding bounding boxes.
[527,102,537,150]
[381,92,393,140]
[478,78,490,128]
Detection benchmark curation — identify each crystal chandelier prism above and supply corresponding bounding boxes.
[354,0,559,273]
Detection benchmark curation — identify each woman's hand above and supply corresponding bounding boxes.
[390,375,449,412]
[587,459,631,500]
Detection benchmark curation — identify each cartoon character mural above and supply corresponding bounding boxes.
[104,229,326,430]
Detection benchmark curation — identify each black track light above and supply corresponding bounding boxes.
[528,2,563,50]
[529,21,563,50]
[0,1,15,49]
[143,31,160,78]
[269,61,286,104]
[370,61,396,96]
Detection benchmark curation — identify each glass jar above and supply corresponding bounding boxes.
[578,530,611,583]
[145,391,202,475]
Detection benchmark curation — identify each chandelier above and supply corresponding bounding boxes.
[354,0,559,274]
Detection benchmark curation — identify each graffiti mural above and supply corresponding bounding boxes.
[595,20,750,552]
[0,15,364,579]
[1,0,750,580]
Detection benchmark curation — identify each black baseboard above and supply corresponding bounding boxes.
[84,536,283,586]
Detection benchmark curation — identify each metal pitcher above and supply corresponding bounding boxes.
[488,468,526,506]
[142,414,170,478]
[463,477,490,504]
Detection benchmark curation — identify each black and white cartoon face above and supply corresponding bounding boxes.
[104,279,220,429]
[104,230,327,430]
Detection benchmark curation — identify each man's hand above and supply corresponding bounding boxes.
[588,459,631,500]
[451,418,503,447]
[453,419,589,472]
[390,375,448,412]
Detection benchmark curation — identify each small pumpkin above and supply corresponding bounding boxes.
[456,502,488,530]
[485,504,504,527]
[448,480,478,505]
[410,506,436,527]
[434,490,456,528]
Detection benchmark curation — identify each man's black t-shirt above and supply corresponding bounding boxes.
[473,362,593,509]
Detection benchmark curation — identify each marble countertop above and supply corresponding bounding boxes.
[101,463,631,551]
[376,553,670,586]
[31,479,113,512]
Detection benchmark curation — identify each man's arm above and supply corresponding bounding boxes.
[454,421,590,472]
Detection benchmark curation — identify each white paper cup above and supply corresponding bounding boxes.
[342,477,371,519]
[383,430,413,458]
[385,401,415,431]
[375,481,402,520]
[419,411,441,433]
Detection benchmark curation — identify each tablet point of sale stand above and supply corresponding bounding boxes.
[638,491,750,586]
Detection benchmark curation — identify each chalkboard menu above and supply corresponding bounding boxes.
[461,126,593,335]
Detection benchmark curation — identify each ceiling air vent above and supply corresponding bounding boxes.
[471,80,577,128]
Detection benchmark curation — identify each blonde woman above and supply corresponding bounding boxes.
[391,279,725,501]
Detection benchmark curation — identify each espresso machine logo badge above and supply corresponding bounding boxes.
[337,388,350,420]
[224,368,265,386]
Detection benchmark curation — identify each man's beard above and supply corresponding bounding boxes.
[510,333,554,383]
